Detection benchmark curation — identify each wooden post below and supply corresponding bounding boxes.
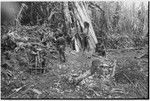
[37,51,41,68]
[75,70,91,83]
[16,3,27,26]
[35,53,38,69]
[111,59,117,77]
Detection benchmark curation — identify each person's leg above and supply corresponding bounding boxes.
[85,38,89,52]
[83,37,88,52]
[82,38,86,52]
[59,45,65,62]
[62,45,66,62]
[62,51,66,62]
[59,51,62,62]
[41,58,46,68]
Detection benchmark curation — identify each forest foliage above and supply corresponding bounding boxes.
[1,1,148,49]
[1,1,148,99]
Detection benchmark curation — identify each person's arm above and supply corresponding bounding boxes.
[86,28,90,39]
[63,37,66,48]
[52,37,56,43]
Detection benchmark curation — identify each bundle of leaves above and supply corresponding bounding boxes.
[114,69,147,84]
[104,35,134,49]
[116,56,142,71]
[113,56,148,98]
[131,36,148,48]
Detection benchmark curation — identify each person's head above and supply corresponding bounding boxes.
[92,59,103,67]
[59,33,63,37]
[44,20,47,24]
[84,21,89,28]
[55,30,63,39]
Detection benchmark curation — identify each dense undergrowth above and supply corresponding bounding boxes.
[1,1,148,99]
[1,25,148,99]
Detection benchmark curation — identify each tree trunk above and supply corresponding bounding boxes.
[63,2,98,53]
[73,2,98,53]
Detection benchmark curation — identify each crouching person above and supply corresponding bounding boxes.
[69,59,103,86]
[80,21,90,53]
[95,43,106,57]
[56,34,66,62]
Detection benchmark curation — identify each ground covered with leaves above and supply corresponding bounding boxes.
[1,42,148,99]
[1,1,148,99]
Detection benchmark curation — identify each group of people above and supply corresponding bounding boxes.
[42,21,106,63]
[41,21,92,63]
[2,21,106,72]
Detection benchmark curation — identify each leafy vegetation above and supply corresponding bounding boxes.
[1,1,148,99]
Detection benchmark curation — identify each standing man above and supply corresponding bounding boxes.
[55,33,66,62]
[80,21,90,53]
[95,43,106,57]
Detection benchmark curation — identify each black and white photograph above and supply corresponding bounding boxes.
[1,1,149,99]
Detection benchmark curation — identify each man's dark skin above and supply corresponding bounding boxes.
[2,34,17,52]
[95,43,106,57]
[81,22,90,52]
[27,45,38,68]
[56,34,66,62]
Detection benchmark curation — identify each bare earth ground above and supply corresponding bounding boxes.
[1,46,148,99]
